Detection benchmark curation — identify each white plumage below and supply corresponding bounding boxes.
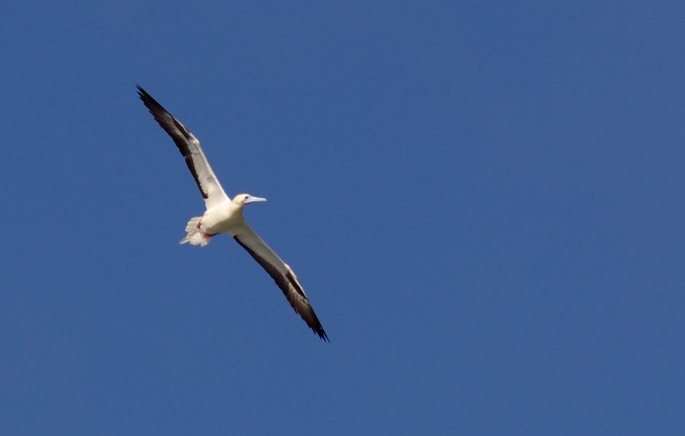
[137,85,328,341]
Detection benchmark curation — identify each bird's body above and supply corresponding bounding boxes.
[181,195,257,246]
[202,200,243,235]
[137,85,328,341]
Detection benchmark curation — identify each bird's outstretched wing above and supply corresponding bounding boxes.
[232,222,329,341]
[137,85,230,209]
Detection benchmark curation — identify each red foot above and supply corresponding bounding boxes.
[197,219,216,239]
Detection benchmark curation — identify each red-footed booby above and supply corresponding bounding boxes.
[137,85,328,341]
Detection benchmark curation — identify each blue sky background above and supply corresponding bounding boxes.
[1,1,684,434]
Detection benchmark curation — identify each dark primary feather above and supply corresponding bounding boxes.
[234,235,329,341]
[136,85,209,200]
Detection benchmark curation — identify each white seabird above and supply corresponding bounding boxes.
[137,85,328,341]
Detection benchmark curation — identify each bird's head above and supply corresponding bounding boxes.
[233,193,267,207]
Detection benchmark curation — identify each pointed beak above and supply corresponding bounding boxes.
[243,195,267,204]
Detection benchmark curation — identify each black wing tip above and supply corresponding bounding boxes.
[135,84,147,98]
[300,307,329,342]
[308,312,329,342]
[136,84,162,109]
[316,328,330,342]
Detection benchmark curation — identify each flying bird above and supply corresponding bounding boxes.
[137,85,328,341]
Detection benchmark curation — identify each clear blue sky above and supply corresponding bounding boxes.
[1,1,683,434]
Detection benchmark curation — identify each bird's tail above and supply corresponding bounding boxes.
[180,217,210,247]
